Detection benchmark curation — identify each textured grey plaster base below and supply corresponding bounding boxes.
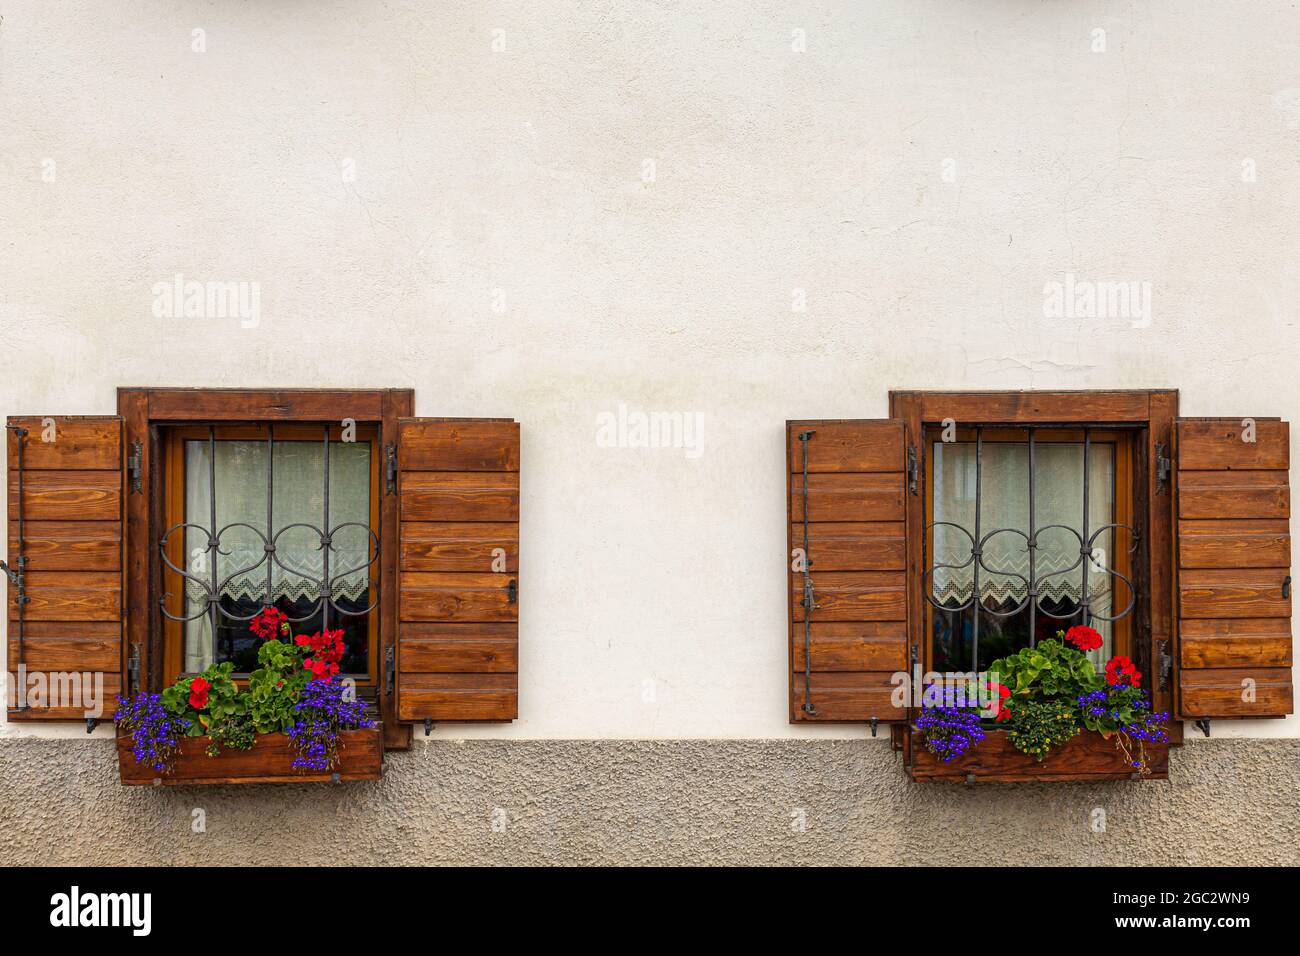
[1,738,1297,865]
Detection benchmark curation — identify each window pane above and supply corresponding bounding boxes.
[930,439,1119,672]
[182,438,373,675]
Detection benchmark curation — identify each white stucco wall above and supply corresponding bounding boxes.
[1,1,1296,739]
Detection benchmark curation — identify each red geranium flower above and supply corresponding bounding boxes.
[301,628,346,680]
[188,676,211,709]
[250,606,289,641]
[1105,655,1141,688]
[988,682,1011,722]
[1064,625,1104,652]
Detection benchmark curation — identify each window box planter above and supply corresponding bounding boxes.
[907,726,1168,783]
[116,723,383,786]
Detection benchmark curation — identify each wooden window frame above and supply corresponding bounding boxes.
[889,389,1180,736]
[118,388,414,751]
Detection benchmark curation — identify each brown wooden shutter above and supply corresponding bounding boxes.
[787,420,909,723]
[6,416,124,720]
[1175,417,1292,719]
[395,419,519,723]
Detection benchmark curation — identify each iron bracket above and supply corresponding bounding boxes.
[384,645,395,695]
[869,716,879,738]
[1195,718,1211,738]
[1155,442,1171,495]
[907,443,920,496]
[424,718,434,737]
[385,442,397,495]
[128,643,142,696]
[507,579,518,604]
[1157,640,1172,692]
[85,718,98,734]
[127,441,143,494]
[1283,575,1291,600]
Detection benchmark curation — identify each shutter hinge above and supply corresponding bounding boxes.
[384,645,395,695]
[907,443,920,496]
[1195,718,1211,738]
[128,643,142,696]
[507,579,518,604]
[127,441,143,494]
[385,443,397,495]
[1155,442,1171,495]
[1157,639,1172,691]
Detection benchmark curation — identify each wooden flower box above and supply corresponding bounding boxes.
[117,725,384,786]
[907,727,1169,783]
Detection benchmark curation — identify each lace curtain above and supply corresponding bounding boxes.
[931,440,1117,641]
[183,439,372,672]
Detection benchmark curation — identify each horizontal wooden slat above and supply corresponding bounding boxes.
[400,472,519,522]
[6,621,120,671]
[8,520,121,571]
[145,389,386,421]
[7,672,121,720]
[8,470,121,521]
[791,621,906,672]
[1179,569,1291,619]
[399,521,518,572]
[790,671,905,722]
[7,418,121,470]
[790,473,904,523]
[791,522,905,572]
[400,572,516,622]
[1178,419,1289,471]
[910,727,1169,782]
[1179,667,1293,717]
[11,571,121,622]
[1180,618,1293,669]
[397,673,517,721]
[903,390,1152,425]
[118,726,382,784]
[1177,471,1289,520]
[787,421,903,473]
[398,420,519,471]
[791,571,906,622]
[399,622,517,672]
[1177,519,1289,569]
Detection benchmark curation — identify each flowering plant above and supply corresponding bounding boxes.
[115,607,375,774]
[987,634,1104,703]
[915,705,986,762]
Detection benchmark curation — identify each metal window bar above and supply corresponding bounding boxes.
[159,423,379,672]
[922,425,1138,672]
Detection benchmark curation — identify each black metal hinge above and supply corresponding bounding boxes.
[384,645,395,695]
[127,441,143,494]
[507,579,518,604]
[1157,639,1172,691]
[128,643,141,696]
[385,443,397,495]
[907,443,920,496]
[1155,442,1171,495]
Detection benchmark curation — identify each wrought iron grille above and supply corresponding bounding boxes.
[159,424,379,673]
[922,426,1139,671]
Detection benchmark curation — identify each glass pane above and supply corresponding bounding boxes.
[930,438,1119,672]
[182,438,373,675]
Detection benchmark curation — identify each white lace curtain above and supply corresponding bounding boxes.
[183,439,372,672]
[931,440,1117,633]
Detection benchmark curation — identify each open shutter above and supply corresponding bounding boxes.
[787,420,909,723]
[1175,417,1292,720]
[6,416,124,721]
[395,419,519,723]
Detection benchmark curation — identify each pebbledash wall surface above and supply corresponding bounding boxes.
[2,3,1298,865]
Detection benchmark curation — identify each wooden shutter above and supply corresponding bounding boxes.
[6,416,124,720]
[787,420,909,722]
[1175,417,1292,719]
[395,419,519,722]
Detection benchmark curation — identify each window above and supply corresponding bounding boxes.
[159,424,380,686]
[926,427,1136,672]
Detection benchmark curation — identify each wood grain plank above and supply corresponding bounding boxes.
[397,672,517,720]
[7,418,121,470]
[6,621,120,671]
[400,521,518,572]
[910,728,1168,781]
[398,420,519,471]
[1179,568,1291,619]
[8,470,121,521]
[790,571,907,622]
[789,473,904,523]
[399,622,517,672]
[399,572,517,622]
[11,571,121,621]
[1177,419,1289,471]
[1177,519,1290,569]
[907,391,1152,425]
[400,472,519,522]
[1179,667,1293,717]
[791,621,907,671]
[1177,470,1289,520]
[1180,618,1293,669]
[791,522,905,571]
[7,673,121,720]
[789,671,906,722]
[145,389,387,422]
[118,726,382,784]
[787,421,904,473]
[8,520,121,571]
